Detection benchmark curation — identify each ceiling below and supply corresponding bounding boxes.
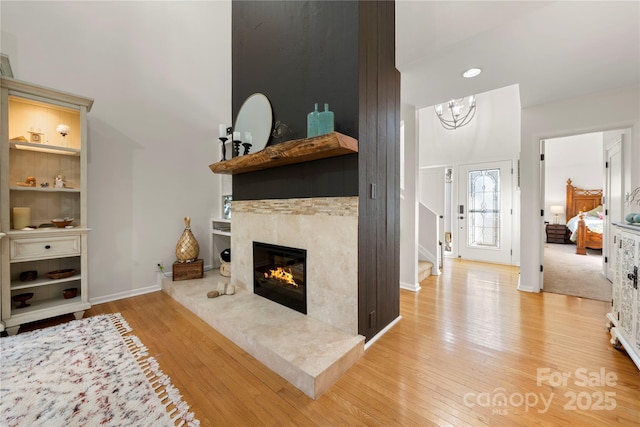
[396,1,640,109]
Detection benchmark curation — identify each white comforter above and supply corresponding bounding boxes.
[566,214,604,242]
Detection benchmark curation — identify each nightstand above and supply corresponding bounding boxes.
[546,224,570,243]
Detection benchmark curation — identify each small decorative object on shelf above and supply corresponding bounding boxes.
[17,176,36,187]
[307,103,319,137]
[242,132,253,155]
[232,131,241,157]
[218,123,228,161]
[12,207,31,229]
[54,174,66,188]
[624,212,640,224]
[271,120,293,140]
[51,217,74,228]
[218,136,228,161]
[27,128,43,143]
[63,288,78,299]
[219,248,231,277]
[46,268,76,279]
[175,216,200,263]
[223,195,232,220]
[19,270,38,282]
[318,103,334,135]
[12,293,34,309]
[56,123,70,147]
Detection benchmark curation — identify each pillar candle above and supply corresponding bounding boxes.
[12,207,31,229]
[219,124,227,138]
[233,131,241,141]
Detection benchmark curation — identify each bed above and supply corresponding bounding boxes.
[565,178,603,255]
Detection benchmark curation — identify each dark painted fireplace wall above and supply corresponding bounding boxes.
[232,1,399,341]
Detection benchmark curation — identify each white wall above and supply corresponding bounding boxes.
[419,84,521,167]
[399,104,419,291]
[520,84,640,293]
[1,1,232,302]
[544,132,603,224]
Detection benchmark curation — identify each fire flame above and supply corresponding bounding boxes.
[264,267,299,287]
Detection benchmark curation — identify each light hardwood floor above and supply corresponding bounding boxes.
[18,259,640,425]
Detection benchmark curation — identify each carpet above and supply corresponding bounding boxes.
[543,242,612,301]
[0,313,199,427]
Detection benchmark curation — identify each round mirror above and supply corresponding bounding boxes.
[234,93,273,153]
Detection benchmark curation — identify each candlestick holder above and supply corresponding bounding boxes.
[232,140,241,157]
[218,137,228,161]
[242,142,252,155]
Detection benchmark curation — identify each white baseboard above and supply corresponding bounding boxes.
[365,315,402,350]
[89,284,161,305]
[516,273,540,293]
[91,264,216,305]
[400,281,421,292]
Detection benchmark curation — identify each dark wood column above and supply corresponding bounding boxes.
[357,0,400,339]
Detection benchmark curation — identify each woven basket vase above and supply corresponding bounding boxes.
[175,216,200,262]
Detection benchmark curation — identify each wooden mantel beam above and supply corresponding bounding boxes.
[209,131,358,175]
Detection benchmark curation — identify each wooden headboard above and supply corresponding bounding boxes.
[566,178,603,220]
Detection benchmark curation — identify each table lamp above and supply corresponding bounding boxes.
[550,205,564,224]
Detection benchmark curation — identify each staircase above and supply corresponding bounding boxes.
[418,260,433,283]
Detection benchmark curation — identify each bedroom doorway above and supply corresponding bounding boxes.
[540,131,625,301]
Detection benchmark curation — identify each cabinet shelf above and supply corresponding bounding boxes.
[11,272,81,291]
[10,186,80,192]
[10,295,85,316]
[9,141,80,156]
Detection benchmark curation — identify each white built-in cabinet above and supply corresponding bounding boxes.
[1,77,93,335]
[607,223,640,370]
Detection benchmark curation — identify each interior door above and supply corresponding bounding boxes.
[605,138,623,281]
[458,160,513,265]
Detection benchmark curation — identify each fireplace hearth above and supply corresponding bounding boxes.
[253,242,307,314]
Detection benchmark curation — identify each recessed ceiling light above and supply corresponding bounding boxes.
[462,68,482,78]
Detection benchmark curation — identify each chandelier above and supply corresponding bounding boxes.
[434,95,476,130]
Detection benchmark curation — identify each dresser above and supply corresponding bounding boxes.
[546,223,570,244]
[607,223,640,370]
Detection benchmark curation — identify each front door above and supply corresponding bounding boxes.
[458,160,513,265]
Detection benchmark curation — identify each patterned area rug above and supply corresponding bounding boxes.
[0,313,199,427]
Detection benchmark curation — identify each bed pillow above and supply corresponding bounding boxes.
[598,211,604,220]
[586,205,603,217]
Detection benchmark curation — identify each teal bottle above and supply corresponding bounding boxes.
[318,103,334,135]
[307,103,319,138]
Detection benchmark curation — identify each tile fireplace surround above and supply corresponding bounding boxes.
[232,196,359,335]
[163,196,364,399]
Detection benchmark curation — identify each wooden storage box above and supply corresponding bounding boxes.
[172,259,203,281]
